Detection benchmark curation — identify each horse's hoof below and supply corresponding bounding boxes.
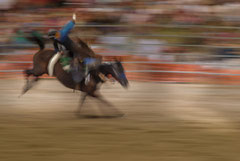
[74,111,82,117]
[18,93,25,98]
[115,113,125,118]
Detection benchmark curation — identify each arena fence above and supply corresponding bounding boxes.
[1,52,240,84]
[1,24,240,83]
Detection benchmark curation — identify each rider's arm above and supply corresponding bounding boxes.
[59,20,75,41]
[59,13,76,42]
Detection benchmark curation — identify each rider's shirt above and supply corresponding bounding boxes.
[52,20,97,61]
[53,20,75,56]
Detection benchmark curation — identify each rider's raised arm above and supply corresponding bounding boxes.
[59,20,75,41]
[59,13,76,42]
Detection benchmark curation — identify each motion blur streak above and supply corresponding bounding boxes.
[1,0,240,161]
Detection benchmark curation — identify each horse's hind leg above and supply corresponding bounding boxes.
[23,76,39,95]
[20,69,39,97]
[20,61,47,97]
[20,69,32,96]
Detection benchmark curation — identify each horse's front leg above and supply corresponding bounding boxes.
[76,93,88,114]
[90,93,124,117]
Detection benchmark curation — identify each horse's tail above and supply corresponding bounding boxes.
[32,36,45,51]
[27,32,45,51]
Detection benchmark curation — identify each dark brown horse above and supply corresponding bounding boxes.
[21,37,129,116]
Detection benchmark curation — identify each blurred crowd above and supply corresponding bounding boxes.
[1,0,240,61]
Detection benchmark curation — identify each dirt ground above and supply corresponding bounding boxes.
[1,79,240,161]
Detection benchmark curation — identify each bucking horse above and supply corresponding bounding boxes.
[21,37,129,116]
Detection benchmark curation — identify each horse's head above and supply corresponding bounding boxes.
[100,60,129,88]
[110,60,129,88]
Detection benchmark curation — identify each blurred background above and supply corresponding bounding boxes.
[2,0,240,82]
[2,1,240,161]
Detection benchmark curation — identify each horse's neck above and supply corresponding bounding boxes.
[99,64,112,76]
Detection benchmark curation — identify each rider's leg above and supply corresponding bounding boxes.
[71,54,84,84]
[84,57,101,85]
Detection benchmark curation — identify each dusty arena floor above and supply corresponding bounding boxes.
[1,79,240,161]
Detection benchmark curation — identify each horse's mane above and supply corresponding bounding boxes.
[75,37,96,57]
[75,37,103,60]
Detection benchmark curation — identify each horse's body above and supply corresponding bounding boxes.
[29,49,92,92]
[22,37,128,115]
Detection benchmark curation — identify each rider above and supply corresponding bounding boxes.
[48,13,95,85]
